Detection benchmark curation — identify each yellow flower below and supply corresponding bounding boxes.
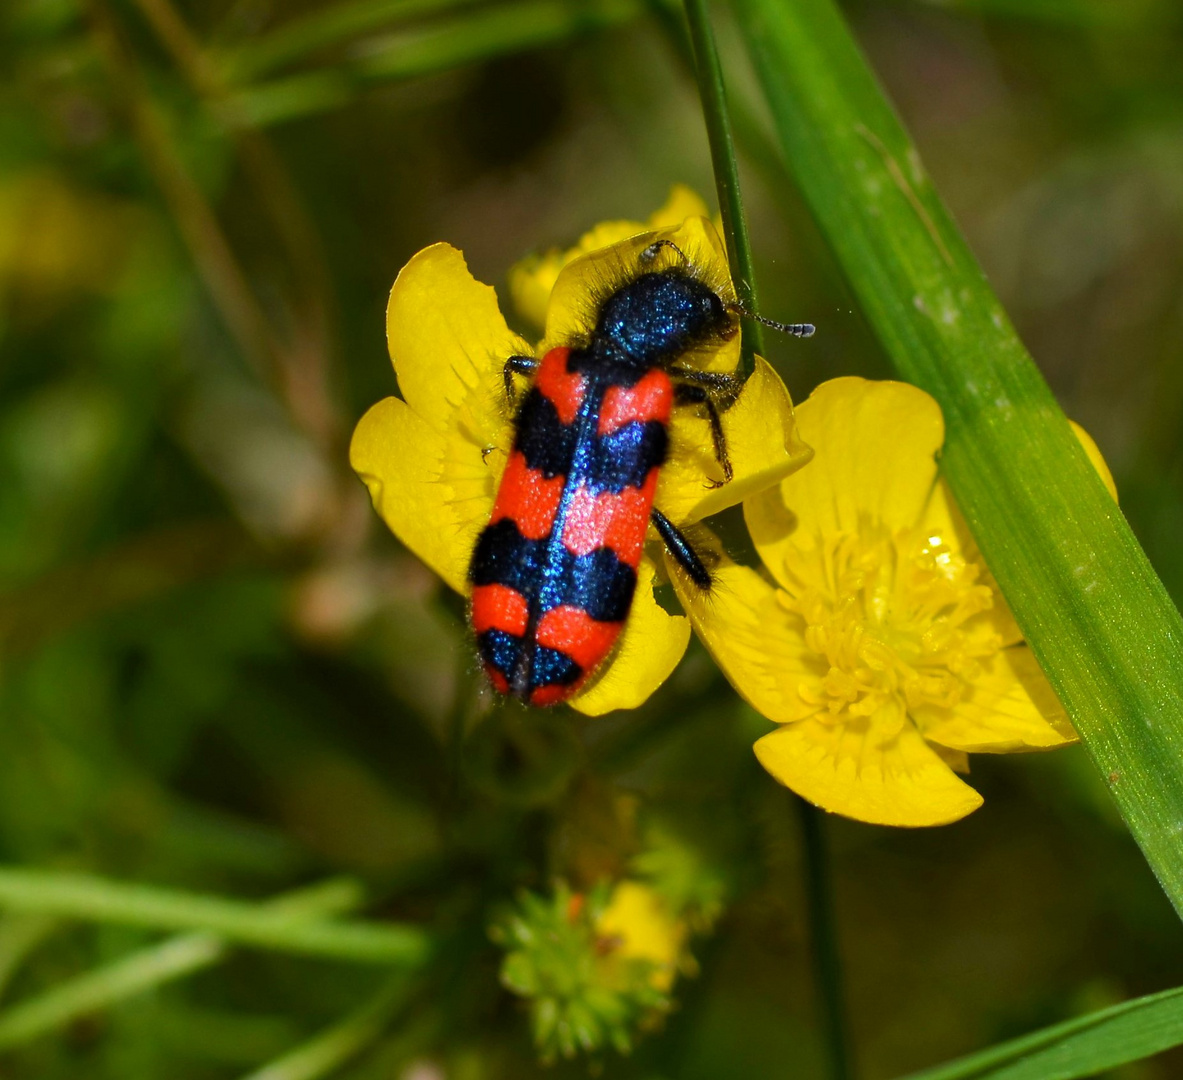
[509,185,712,329]
[670,377,1116,827]
[595,881,687,993]
[350,214,811,715]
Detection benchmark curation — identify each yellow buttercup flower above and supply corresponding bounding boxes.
[595,881,687,993]
[350,213,811,715]
[670,377,1115,827]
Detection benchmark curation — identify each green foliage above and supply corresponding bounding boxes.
[1,0,1183,1076]
[732,0,1183,921]
[900,985,1183,1080]
[631,820,728,931]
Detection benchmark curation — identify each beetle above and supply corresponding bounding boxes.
[468,239,811,706]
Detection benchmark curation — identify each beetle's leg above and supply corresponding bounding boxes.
[641,238,690,266]
[502,354,538,405]
[650,508,712,590]
[673,381,733,488]
[667,366,743,400]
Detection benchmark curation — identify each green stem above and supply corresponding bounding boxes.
[734,0,1183,918]
[681,0,763,374]
[0,869,429,966]
[796,798,853,1080]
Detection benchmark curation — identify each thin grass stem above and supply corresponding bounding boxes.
[681,0,763,374]
[0,869,429,966]
[128,0,342,455]
[0,879,364,1051]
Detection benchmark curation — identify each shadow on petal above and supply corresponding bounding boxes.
[916,645,1077,752]
[669,554,822,724]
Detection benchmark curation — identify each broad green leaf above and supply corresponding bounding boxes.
[734,0,1183,916]
[911,0,1173,29]
[899,985,1183,1080]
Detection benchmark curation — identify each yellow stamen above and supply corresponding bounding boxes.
[778,525,1002,727]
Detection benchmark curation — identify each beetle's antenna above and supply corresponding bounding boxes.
[730,303,815,338]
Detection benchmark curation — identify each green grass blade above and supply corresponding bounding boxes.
[220,0,484,82]
[238,976,409,1080]
[910,0,1176,29]
[0,869,429,965]
[0,879,364,1051]
[226,0,640,127]
[0,916,56,999]
[0,934,225,1051]
[897,985,1183,1080]
[732,0,1183,915]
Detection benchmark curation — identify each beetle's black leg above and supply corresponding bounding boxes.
[673,381,733,488]
[667,366,743,400]
[502,354,538,405]
[651,508,713,590]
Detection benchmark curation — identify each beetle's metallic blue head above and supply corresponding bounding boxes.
[594,270,735,365]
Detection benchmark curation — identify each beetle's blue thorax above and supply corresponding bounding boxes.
[593,270,732,367]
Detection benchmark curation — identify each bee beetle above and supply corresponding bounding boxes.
[469,235,812,706]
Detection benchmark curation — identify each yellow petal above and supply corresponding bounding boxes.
[921,478,1025,648]
[569,554,691,716]
[508,186,715,329]
[510,221,645,331]
[351,397,503,594]
[668,554,821,724]
[387,243,530,445]
[746,378,943,590]
[931,744,971,774]
[754,713,983,827]
[596,880,685,992]
[350,397,462,591]
[914,645,1076,752]
[647,184,711,228]
[508,249,569,331]
[920,415,1118,650]
[543,217,739,375]
[657,356,814,524]
[1069,420,1118,501]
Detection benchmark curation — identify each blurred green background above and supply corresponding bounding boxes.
[2,0,1182,1076]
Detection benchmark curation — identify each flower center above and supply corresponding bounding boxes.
[778,526,1002,728]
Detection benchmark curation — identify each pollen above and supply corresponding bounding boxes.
[777,525,1002,725]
